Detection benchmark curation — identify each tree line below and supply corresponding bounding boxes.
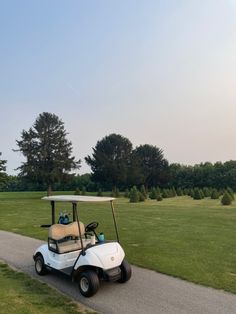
[0,112,236,194]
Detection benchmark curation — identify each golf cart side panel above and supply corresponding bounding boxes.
[75,242,125,271]
[34,244,79,270]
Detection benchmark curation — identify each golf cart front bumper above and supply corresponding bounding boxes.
[103,266,121,281]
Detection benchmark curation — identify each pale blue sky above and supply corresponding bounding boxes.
[1,0,236,174]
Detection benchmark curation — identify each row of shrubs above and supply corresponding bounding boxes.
[128,186,235,205]
[74,185,234,205]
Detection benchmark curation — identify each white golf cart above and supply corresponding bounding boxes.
[33,195,131,297]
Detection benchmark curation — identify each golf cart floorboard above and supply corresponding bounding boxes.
[59,266,74,276]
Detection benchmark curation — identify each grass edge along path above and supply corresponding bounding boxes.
[0,261,96,314]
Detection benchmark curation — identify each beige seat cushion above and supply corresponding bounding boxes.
[48,221,86,253]
[49,221,85,240]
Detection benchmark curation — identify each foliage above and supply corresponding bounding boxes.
[221,192,232,205]
[162,189,169,198]
[110,187,120,197]
[226,187,234,201]
[14,112,80,195]
[140,185,147,199]
[176,187,183,196]
[85,133,132,190]
[0,152,7,190]
[149,187,157,199]
[74,188,81,195]
[211,189,219,199]
[124,188,130,198]
[138,191,146,202]
[97,188,103,196]
[129,186,139,203]
[130,144,169,188]
[81,186,86,195]
[193,188,204,200]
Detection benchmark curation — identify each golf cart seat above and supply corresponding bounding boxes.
[48,221,85,254]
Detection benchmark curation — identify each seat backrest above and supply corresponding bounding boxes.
[48,221,85,240]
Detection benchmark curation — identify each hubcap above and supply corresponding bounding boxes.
[80,277,89,292]
[36,259,42,272]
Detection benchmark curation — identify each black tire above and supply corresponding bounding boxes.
[78,270,100,297]
[118,259,132,283]
[34,254,48,276]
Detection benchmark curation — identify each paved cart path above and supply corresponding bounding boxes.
[0,230,235,314]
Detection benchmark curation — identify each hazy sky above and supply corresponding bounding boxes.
[1,0,236,174]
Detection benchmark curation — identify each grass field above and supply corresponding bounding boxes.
[0,262,95,314]
[0,191,235,294]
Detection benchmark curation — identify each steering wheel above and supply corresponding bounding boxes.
[85,221,99,233]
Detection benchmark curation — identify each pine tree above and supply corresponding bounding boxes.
[74,188,81,195]
[221,192,232,205]
[129,186,139,203]
[140,185,147,199]
[0,152,7,189]
[139,192,146,202]
[171,187,177,197]
[97,188,103,196]
[162,189,169,198]
[211,189,219,199]
[226,187,234,200]
[193,188,203,200]
[124,188,130,198]
[149,187,157,199]
[156,193,163,201]
[81,186,86,195]
[176,188,183,196]
[14,112,80,196]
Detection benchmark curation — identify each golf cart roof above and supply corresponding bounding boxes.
[42,195,115,203]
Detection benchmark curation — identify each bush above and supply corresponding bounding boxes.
[140,185,147,200]
[176,188,183,196]
[171,187,177,197]
[124,188,130,198]
[221,192,232,205]
[162,189,169,198]
[139,192,146,202]
[97,188,103,197]
[156,194,163,201]
[203,187,211,197]
[74,188,81,195]
[129,186,139,203]
[211,189,219,199]
[226,187,234,201]
[81,186,86,195]
[111,188,120,197]
[149,187,157,200]
[193,188,204,200]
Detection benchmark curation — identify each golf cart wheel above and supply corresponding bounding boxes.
[78,270,99,297]
[118,259,132,283]
[35,254,48,276]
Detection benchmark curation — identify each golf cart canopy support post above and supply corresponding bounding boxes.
[111,200,119,243]
[73,202,85,254]
[51,201,55,224]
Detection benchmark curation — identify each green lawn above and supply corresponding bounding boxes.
[0,262,95,314]
[0,191,235,294]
